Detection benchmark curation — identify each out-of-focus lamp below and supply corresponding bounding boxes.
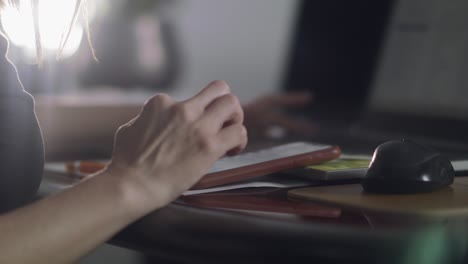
[0,0,102,59]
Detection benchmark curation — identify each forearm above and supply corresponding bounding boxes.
[0,171,149,264]
[0,80,246,264]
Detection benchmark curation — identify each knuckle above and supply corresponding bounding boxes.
[230,111,242,125]
[210,80,230,93]
[198,137,217,154]
[191,123,211,141]
[240,125,248,138]
[241,126,248,145]
[155,93,171,103]
[238,108,245,122]
[236,125,248,143]
[223,94,243,118]
[236,103,244,120]
[147,94,162,105]
[223,94,238,106]
[191,124,217,153]
[172,103,193,121]
[145,93,171,109]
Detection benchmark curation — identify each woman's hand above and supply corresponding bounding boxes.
[107,80,247,211]
[0,81,246,264]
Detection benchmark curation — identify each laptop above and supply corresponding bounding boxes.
[282,0,468,156]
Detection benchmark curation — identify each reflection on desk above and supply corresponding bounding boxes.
[114,201,467,264]
[39,169,468,264]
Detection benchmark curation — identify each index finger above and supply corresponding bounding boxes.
[185,80,231,110]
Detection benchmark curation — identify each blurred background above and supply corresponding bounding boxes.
[1,0,301,262]
[1,0,300,161]
[3,0,468,262]
[3,0,295,99]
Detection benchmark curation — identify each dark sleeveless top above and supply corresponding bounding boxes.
[0,34,44,213]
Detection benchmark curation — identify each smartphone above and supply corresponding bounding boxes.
[191,142,341,189]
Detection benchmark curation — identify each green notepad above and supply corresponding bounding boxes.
[285,158,371,181]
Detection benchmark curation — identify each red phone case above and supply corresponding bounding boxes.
[191,144,341,189]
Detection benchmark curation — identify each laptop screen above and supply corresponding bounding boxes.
[283,0,468,146]
[367,0,468,122]
[356,0,468,146]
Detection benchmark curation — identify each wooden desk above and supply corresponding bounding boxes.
[289,177,468,219]
[39,170,468,264]
[112,201,468,264]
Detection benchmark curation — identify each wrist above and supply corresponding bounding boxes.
[99,166,171,217]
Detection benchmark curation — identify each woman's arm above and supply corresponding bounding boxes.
[0,170,139,264]
[0,80,247,264]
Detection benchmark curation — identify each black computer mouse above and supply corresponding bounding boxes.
[361,140,454,194]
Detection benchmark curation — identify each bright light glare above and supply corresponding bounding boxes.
[1,0,84,58]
